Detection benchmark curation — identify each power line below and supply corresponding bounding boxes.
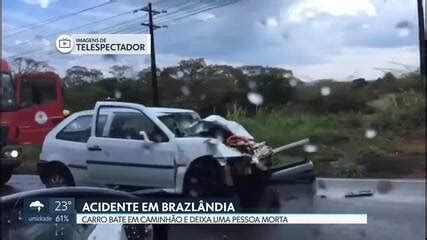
[91,17,143,33]
[154,1,219,23]
[6,9,137,49]
[87,0,193,34]
[111,23,143,34]
[7,15,146,58]
[158,0,238,25]
[133,0,238,106]
[4,1,116,37]
[7,0,216,49]
[112,1,224,34]
[7,0,239,59]
[8,47,51,60]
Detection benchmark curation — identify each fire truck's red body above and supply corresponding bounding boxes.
[1,58,64,183]
[13,71,64,145]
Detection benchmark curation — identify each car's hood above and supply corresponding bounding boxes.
[202,115,254,140]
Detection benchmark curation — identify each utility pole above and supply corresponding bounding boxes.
[417,0,425,91]
[138,2,167,106]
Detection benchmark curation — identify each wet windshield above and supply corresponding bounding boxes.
[2,0,424,178]
[158,112,201,137]
[1,73,16,111]
[1,0,425,239]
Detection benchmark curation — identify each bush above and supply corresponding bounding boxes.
[369,90,425,132]
[227,110,352,154]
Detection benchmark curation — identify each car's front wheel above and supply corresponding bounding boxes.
[2,170,12,185]
[184,160,225,197]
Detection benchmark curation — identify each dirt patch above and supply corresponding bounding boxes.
[403,168,425,178]
[391,135,425,155]
[357,154,425,179]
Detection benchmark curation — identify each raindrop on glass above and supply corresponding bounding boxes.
[365,129,377,139]
[176,71,185,79]
[248,80,256,90]
[200,93,207,100]
[320,87,331,96]
[395,21,412,38]
[304,144,317,153]
[114,90,122,99]
[283,72,293,79]
[397,28,410,37]
[262,17,278,28]
[281,32,290,40]
[247,92,264,105]
[180,86,191,96]
[181,119,193,128]
[289,78,298,87]
[305,11,315,19]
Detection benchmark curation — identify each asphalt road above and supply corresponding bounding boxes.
[2,175,426,240]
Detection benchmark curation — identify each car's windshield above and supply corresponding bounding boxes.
[1,73,16,111]
[158,112,201,137]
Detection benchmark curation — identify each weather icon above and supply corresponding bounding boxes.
[29,201,45,212]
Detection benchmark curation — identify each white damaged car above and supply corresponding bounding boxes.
[38,101,313,198]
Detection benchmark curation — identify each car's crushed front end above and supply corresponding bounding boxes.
[175,115,313,197]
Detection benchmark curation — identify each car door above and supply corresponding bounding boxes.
[86,102,177,188]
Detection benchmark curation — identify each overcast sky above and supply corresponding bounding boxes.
[1,0,422,81]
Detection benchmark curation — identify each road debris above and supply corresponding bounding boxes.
[345,190,374,198]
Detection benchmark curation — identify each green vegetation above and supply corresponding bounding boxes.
[12,58,426,178]
[229,87,425,178]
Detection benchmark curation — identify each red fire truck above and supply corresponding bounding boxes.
[1,59,64,184]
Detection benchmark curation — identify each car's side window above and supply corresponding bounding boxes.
[56,115,92,143]
[57,114,107,142]
[96,107,168,142]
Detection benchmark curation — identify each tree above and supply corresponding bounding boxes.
[12,57,53,74]
[352,78,368,88]
[63,66,103,88]
[177,58,207,81]
[109,65,135,80]
[255,74,294,106]
[382,72,397,82]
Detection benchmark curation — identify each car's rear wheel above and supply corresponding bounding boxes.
[44,167,74,188]
[2,170,12,185]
